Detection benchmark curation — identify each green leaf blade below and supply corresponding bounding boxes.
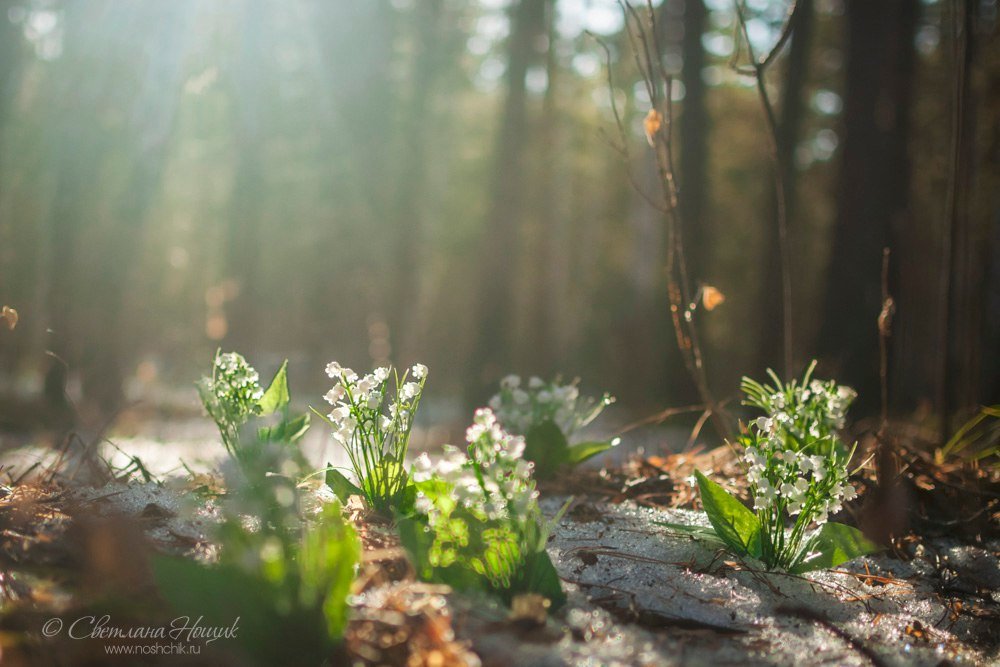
[326,467,363,502]
[695,471,761,558]
[791,522,880,574]
[258,360,290,415]
[566,439,618,465]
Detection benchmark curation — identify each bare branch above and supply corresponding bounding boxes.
[732,0,797,376]
[605,3,733,441]
[587,31,667,213]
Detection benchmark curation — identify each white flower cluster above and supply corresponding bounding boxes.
[744,417,857,526]
[768,379,856,444]
[323,361,427,450]
[412,408,538,522]
[212,351,264,418]
[488,374,614,437]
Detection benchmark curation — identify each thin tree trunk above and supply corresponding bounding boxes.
[526,0,559,376]
[758,0,814,377]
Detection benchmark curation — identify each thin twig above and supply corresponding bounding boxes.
[620,403,706,433]
[731,0,801,377]
[609,1,731,441]
[878,248,895,432]
[594,9,727,439]
[686,408,714,449]
[588,32,666,215]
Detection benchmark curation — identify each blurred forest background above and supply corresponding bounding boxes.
[0,0,997,436]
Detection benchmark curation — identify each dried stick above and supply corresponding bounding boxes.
[601,1,731,441]
[878,248,895,432]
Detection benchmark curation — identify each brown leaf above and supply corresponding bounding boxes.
[701,286,726,311]
[1,306,17,330]
[643,108,662,146]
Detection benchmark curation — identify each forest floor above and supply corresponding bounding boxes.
[0,414,997,666]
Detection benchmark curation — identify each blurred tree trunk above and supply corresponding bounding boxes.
[391,0,444,363]
[679,0,707,282]
[310,0,396,363]
[224,0,268,356]
[525,0,559,376]
[621,0,706,408]
[43,3,113,420]
[83,2,192,412]
[941,0,995,422]
[0,2,26,374]
[469,0,547,397]
[818,0,918,411]
[0,1,21,201]
[981,13,1000,406]
[757,0,814,377]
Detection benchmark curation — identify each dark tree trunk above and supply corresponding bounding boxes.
[82,1,192,412]
[468,0,547,398]
[819,0,918,412]
[940,0,990,424]
[758,0,814,378]
[0,2,24,344]
[679,0,708,282]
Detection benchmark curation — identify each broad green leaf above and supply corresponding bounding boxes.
[258,360,290,415]
[566,438,618,465]
[791,522,880,574]
[325,467,362,502]
[695,470,761,558]
[524,420,570,480]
